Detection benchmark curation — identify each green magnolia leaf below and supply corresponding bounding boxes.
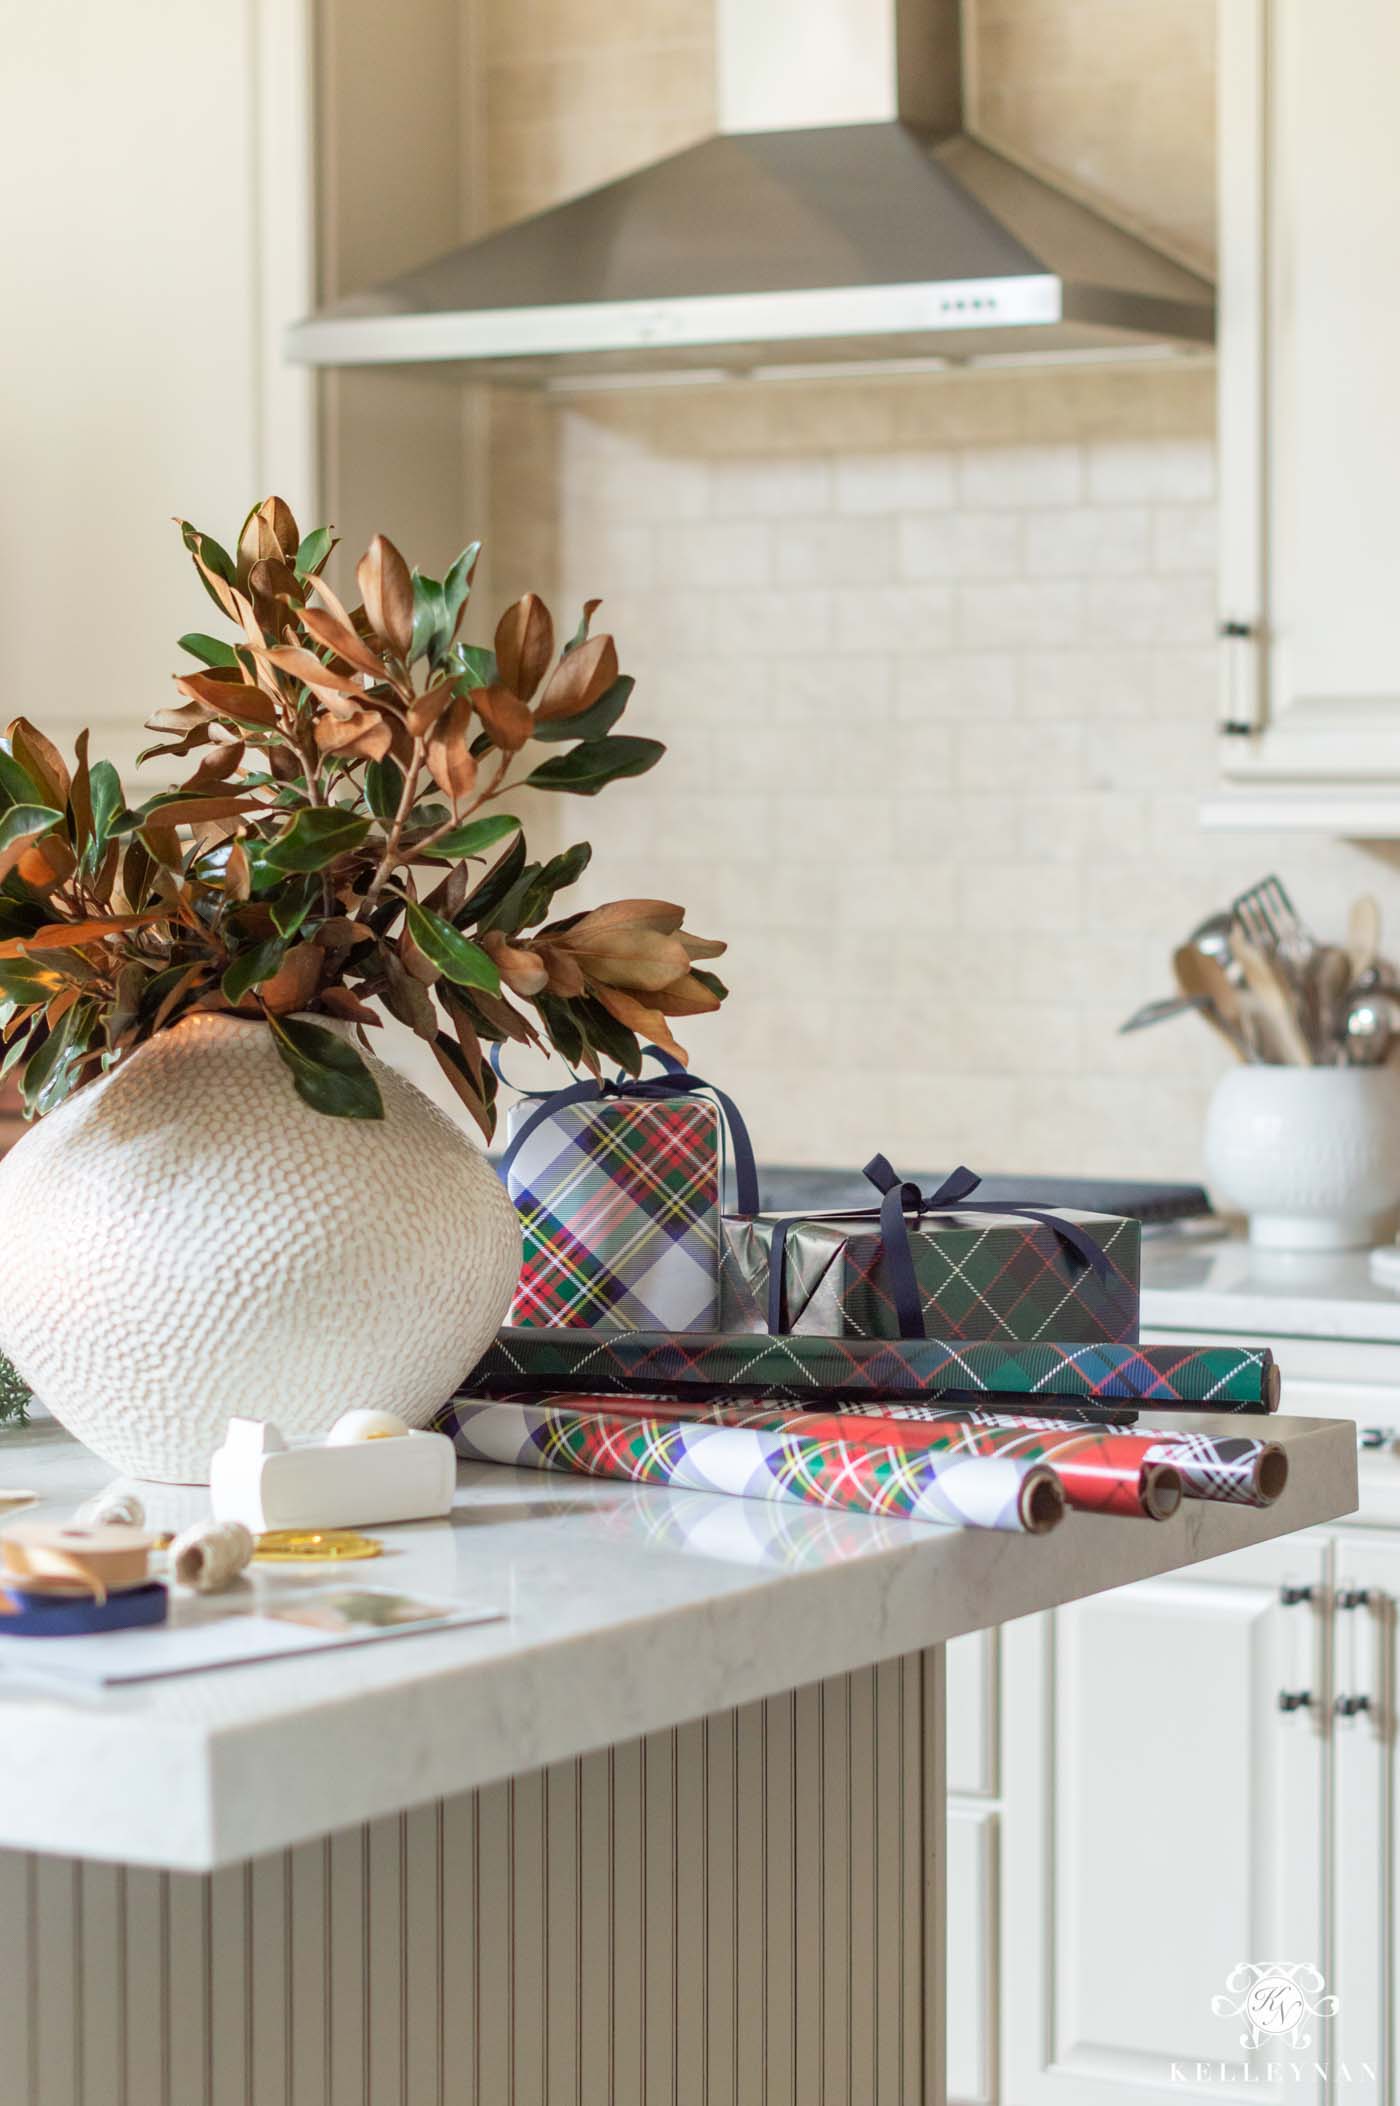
[0,959,64,1003]
[529,675,633,744]
[0,898,47,942]
[691,966,728,1000]
[293,525,334,580]
[0,752,43,810]
[452,643,497,691]
[478,860,541,938]
[221,939,286,1005]
[419,814,521,863]
[85,762,137,869]
[364,757,403,824]
[536,841,592,898]
[270,878,319,940]
[21,1000,93,1119]
[259,807,371,874]
[269,1015,384,1120]
[526,736,664,797]
[0,804,63,856]
[178,632,240,669]
[404,901,500,991]
[457,832,527,928]
[535,992,585,1067]
[443,543,479,628]
[576,995,643,1075]
[410,574,448,667]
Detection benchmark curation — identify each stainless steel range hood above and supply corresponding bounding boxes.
[288,0,1213,383]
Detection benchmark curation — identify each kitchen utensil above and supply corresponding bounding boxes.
[1229,930,1314,1065]
[1303,945,1355,1064]
[1118,992,1209,1035]
[1171,945,1248,1059]
[1348,894,1382,984]
[1185,909,1248,988]
[1231,874,1310,960]
[1344,993,1397,1066]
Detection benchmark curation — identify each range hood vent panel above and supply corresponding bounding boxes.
[290,6,1213,378]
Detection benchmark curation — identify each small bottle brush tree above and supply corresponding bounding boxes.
[0,497,727,1129]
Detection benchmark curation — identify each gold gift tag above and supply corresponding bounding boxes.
[252,1529,383,1564]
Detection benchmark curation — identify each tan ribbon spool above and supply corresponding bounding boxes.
[1,1521,153,1605]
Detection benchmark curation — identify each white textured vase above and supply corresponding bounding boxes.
[1203,1063,1400,1251]
[0,1013,521,1481]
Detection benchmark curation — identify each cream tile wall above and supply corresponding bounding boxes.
[476,0,1400,1181]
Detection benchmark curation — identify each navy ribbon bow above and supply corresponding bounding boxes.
[495,1044,760,1218]
[766,1157,1110,1340]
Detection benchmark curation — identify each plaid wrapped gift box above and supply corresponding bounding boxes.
[498,1056,758,1332]
[721,1159,1140,1345]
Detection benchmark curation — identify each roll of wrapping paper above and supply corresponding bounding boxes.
[833,1406,1289,1509]
[460,1329,1279,1413]
[567,1397,1181,1521]
[446,1399,1066,1535]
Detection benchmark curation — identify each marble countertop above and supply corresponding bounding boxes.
[0,1412,1357,1871]
[1142,1229,1400,1341]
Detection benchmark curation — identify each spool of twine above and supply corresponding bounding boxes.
[1,1522,153,1605]
[169,1518,255,1594]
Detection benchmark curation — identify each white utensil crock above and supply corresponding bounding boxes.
[1203,1063,1400,1251]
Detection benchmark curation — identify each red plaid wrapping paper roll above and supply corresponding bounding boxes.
[441,1397,1067,1535]
[577,1397,1185,1520]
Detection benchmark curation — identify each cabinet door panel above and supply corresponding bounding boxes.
[1220,0,1400,776]
[1002,1537,1329,2106]
[948,1806,998,2106]
[948,1630,998,1799]
[1332,1536,1396,2106]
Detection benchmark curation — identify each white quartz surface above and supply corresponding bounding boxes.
[0,1412,1356,1870]
[1142,1228,1400,1340]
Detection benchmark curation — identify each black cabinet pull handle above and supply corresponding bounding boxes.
[1278,1690,1313,1713]
[1280,1584,1315,1607]
[1337,1588,1373,1611]
[1335,1694,1372,1719]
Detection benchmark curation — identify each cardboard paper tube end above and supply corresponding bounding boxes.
[1024,1473,1065,1535]
[1144,1463,1184,1521]
[1264,1359,1282,1413]
[1257,1446,1289,1503]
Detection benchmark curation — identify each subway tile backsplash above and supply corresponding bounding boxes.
[487,362,1390,1181]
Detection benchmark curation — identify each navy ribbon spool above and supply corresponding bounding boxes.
[495,1043,760,1219]
[765,1158,1111,1340]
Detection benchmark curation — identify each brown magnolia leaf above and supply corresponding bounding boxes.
[8,718,71,806]
[259,942,323,1015]
[146,795,264,826]
[299,604,391,684]
[172,674,278,728]
[471,683,534,755]
[0,821,60,888]
[224,840,252,902]
[180,740,246,794]
[425,694,478,805]
[0,911,168,960]
[314,709,394,761]
[592,984,690,1067]
[380,947,439,1035]
[405,681,457,738]
[153,700,220,733]
[463,987,542,1049]
[439,987,485,1087]
[357,535,415,660]
[16,838,76,890]
[397,922,441,986]
[45,986,80,1029]
[481,929,548,997]
[258,496,300,562]
[237,506,282,584]
[69,729,93,850]
[680,930,727,961]
[537,943,587,998]
[150,962,209,1033]
[557,898,685,936]
[651,971,723,1017]
[247,557,303,638]
[535,632,618,722]
[254,646,364,695]
[317,985,381,1027]
[431,1036,492,1138]
[494,595,554,703]
[552,922,691,990]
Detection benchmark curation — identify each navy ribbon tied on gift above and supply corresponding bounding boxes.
[765,1157,1112,1340]
[495,1043,761,1218]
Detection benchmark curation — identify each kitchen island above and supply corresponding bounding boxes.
[0,1410,1357,2105]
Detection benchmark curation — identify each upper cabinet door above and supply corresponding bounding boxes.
[1218,0,1400,778]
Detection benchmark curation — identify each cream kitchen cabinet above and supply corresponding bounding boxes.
[942,1248,1400,2105]
[1217,0,1400,782]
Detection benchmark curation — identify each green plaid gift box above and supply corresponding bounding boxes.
[721,1160,1141,1346]
[498,1055,760,1333]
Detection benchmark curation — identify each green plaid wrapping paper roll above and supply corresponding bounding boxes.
[719,1206,1141,1345]
[457,1328,1281,1413]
